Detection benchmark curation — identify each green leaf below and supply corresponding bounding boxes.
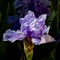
[47,10,56,26]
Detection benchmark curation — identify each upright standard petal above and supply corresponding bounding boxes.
[37,14,47,22]
[20,10,35,32]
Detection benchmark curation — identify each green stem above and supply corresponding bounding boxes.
[23,40,34,60]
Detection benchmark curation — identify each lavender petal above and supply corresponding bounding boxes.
[3,29,26,43]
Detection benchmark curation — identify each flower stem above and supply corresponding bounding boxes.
[23,39,34,60]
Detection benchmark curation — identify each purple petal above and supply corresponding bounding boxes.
[19,11,49,39]
[3,29,26,43]
[20,10,35,32]
[20,10,35,24]
[37,14,47,22]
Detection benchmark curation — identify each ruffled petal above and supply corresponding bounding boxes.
[20,10,35,32]
[20,10,35,24]
[3,29,26,43]
[38,14,47,22]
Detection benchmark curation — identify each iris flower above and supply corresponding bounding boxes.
[3,11,55,45]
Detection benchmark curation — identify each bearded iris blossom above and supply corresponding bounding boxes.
[3,11,55,45]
